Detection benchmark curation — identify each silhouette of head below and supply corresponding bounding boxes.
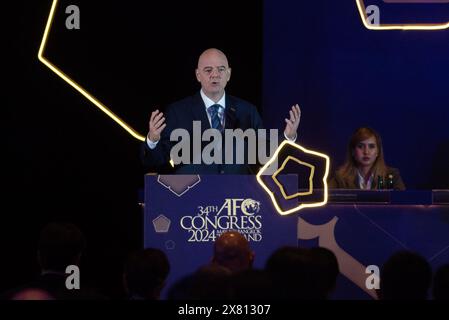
[379,250,432,300]
[265,246,316,299]
[167,264,232,300]
[231,269,274,300]
[38,222,86,272]
[212,231,254,273]
[11,288,54,300]
[308,247,339,299]
[123,248,170,300]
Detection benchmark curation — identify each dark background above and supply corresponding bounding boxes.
[5,0,263,297]
[263,0,449,189]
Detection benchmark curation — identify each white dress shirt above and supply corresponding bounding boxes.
[357,170,374,190]
[147,90,296,149]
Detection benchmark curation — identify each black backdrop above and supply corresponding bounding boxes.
[5,0,262,297]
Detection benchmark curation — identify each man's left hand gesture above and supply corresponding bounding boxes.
[284,104,301,141]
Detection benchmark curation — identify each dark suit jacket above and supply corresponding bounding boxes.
[329,167,406,190]
[142,92,268,174]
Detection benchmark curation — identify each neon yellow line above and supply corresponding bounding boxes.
[356,0,449,30]
[38,0,146,141]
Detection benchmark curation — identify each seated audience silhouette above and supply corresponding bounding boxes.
[230,269,274,300]
[308,247,339,299]
[5,222,105,299]
[379,250,432,300]
[167,264,232,300]
[265,246,314,299]
[265,246,338,299]
[123,248,170,300]
[212,231,254,273]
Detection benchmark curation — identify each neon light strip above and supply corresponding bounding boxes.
[356,0,449,30]
[38,0,146,141]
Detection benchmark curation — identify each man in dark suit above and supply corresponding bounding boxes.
[142,48,301,174]
[3,222,106,300]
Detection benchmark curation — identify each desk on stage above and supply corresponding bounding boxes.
[299,189,449,299]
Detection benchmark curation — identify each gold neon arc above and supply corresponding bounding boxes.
[272,156,315,199]
[38,0,146,141]
[356,0,449,30]
[256,140,330,216]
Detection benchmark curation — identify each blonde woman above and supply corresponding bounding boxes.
[330,127,405,190]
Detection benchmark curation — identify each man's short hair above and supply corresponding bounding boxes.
[124,248,170,299]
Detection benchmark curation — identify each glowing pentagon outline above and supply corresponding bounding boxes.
[256,140,330,216]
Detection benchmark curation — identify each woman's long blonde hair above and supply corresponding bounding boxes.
[336,127,388,187]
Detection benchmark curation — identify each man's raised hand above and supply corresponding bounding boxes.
[284,104,301,140]
[148,110,166,142]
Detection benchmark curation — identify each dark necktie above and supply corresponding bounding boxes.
[208,104,224,132]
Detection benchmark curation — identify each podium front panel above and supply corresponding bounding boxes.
[144,174,298,296]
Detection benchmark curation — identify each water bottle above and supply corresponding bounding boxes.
[377,175,384,190]
[387,174,394,189]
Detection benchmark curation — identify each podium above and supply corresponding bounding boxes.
[144,174,298,297]
[144,175,449,299]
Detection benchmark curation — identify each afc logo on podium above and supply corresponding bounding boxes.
[179,198,263,243]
